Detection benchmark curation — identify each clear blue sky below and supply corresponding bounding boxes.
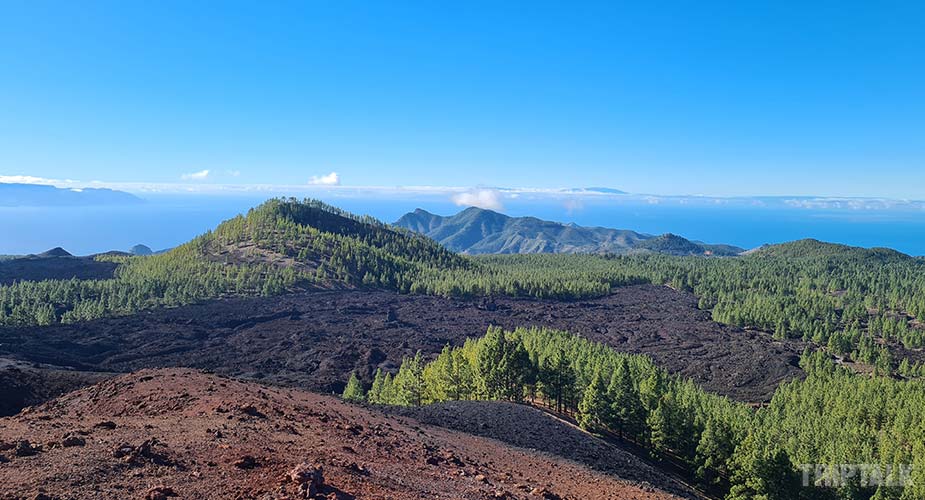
[1,1,923,197]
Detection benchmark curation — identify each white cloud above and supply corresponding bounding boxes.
[0,175,61,185]
[309,171,340,186]
[6,172,925,214]
[226,170,241,177]
[782,198,901,210]
[181,169,210,180]
[451,188,504,211]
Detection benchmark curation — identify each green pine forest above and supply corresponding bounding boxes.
[345,326,925,500]
[4,199,923,376]
[4,198,925,498]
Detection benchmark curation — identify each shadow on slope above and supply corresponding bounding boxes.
[387,400,702,499]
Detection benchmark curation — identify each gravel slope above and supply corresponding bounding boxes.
[0,369,690,500]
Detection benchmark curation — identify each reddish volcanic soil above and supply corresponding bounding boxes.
[0,285,804,416]
[0,369,697,500]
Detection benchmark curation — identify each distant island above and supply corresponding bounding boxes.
[0,183,142,207]
[395,206,743,256]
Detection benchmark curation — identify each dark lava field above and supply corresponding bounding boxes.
[0,255,117,286]
[0,284,803,415]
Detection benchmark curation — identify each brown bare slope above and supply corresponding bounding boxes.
[0,369,693,500]
[387,401,701,495]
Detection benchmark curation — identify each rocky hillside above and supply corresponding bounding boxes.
[0,368,694,499]
[395,207,743,256]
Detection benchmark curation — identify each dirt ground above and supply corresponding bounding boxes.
[0,285,804,415]
[0,368,694,500]
[386,401,700,497]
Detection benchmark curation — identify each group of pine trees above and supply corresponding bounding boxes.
[344,327,925,499]
[345,327,749,491]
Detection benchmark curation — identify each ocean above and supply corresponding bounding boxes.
[2,194,925,256]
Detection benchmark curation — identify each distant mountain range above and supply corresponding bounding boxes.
[0,183,142,207]
[394,207,744,256]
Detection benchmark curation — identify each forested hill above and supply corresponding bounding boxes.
[0,198,467,325]
[395,207,744,256]
[199,198,468,288]
[747,238,913,261]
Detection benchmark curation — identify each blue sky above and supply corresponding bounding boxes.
[1,1,924,198]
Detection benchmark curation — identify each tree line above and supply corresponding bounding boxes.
[344,326,925,499]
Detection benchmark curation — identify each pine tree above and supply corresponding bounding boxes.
[540,348,576,413]
[727,432,803,500]
[367,368,386,403]
[394,352,426,406]
[647,396,673,454]
[695,416,736,484]
[450,348,476,399]
[380,372,396,404]
[875,347,893,376]
[774,319,787,340]
[476,328,531,401]
[607,358,645,439]
[341,371,366,402]
[424,345,477,402]
[640,368,667,413]
[577,372,610,432]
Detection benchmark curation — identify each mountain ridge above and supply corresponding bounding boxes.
[395,207,744,256]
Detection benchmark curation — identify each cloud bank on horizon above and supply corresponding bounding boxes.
[2,174,925,213]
